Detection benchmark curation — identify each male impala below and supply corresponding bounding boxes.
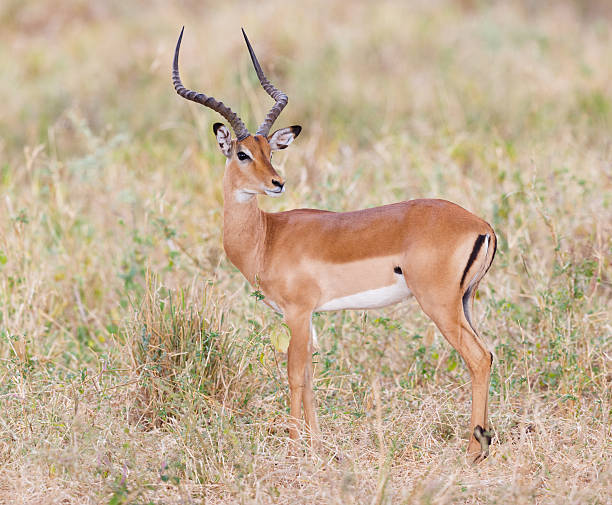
[172,28,497,462]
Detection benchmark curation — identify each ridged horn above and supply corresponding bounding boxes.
[242,28,288,137]
[172,27,250,141]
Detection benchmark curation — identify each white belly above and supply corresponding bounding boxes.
[316,274,412,312]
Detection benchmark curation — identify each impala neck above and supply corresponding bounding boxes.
[222,171,266,285]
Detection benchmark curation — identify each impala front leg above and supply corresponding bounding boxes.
[285,309,318,446]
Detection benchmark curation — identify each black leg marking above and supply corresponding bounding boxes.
[473,425,493,462]
[394,266,402,275]
[460,234,487,287]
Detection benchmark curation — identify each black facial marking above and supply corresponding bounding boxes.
[394,266,402,275]
[461,234,487,286]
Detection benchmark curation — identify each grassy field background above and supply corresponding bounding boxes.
[1,0,610,503]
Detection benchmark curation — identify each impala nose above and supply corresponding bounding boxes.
[271,179,284,191]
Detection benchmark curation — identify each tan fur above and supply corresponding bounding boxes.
[220,132,497,462]
[174,25,496,463]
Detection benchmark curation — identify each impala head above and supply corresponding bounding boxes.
[172,27,301,199]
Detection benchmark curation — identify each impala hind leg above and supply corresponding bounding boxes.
[417,296,492,462]
[460,324,492,463]
[285,309,319,446]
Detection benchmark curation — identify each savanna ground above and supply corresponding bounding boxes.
[1,0,611,503]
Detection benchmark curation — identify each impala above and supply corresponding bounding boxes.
[172,28,497,462]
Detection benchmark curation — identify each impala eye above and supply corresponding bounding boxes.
[237,151,251,161]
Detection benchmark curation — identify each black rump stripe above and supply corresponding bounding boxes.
[460,234,487,286]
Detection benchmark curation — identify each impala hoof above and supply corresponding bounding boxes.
[471,425,493,463]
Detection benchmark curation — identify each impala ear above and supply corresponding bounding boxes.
[213,123,232,158]
[268,125,301,151]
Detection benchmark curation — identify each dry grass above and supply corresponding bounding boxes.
[0,0,611,503]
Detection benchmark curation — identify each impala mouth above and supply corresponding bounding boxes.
[265,186,285,197]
